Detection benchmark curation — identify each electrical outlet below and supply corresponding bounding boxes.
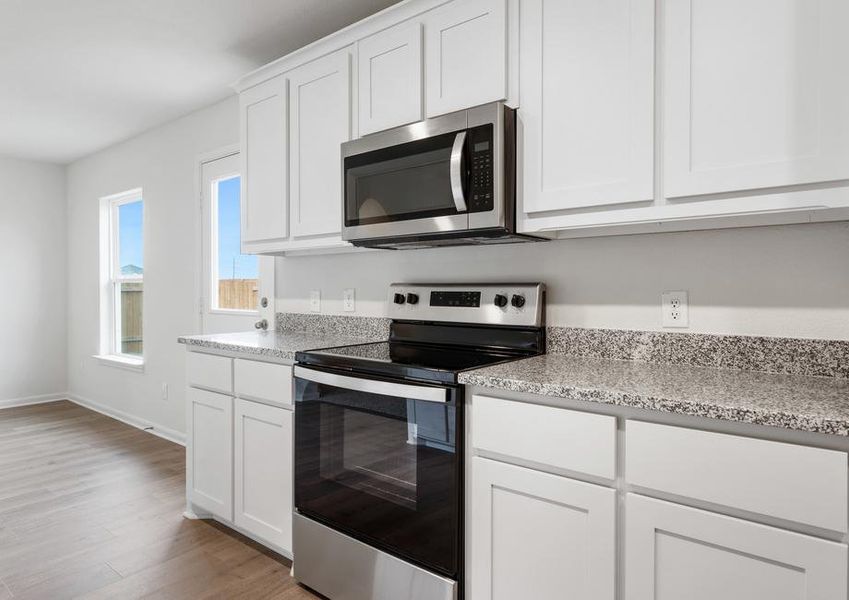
[662,291,689,328]
[309,290,321,313]
[343,289,356,312]
[161,382,169,401]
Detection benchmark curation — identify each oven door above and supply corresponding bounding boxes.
[293,365,462,578]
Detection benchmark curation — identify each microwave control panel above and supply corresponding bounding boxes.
[468,124,494,213]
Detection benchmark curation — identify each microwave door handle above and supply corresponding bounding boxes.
[449,131,468,212]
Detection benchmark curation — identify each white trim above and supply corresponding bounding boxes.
[67,392,186,446]
[197,150,274,332]
[0,393,68,410]
[99,188,145,360]
[195,145,252,334]
[233,0,456,92]
[93,354,145,372]
[208,308,259,317]
[197,143,240,166]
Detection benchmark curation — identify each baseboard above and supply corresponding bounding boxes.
[0,392,68,410]
[66,392,186,446]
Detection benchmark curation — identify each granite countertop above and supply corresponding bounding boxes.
[177,329,380,362]
[459,354,849,436]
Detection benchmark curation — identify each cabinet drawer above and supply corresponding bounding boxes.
[186,351,233,394]
[234,359,293,407]
[472,395,616,479]
[626,420,848,532]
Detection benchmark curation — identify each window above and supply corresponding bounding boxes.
[211,175,257,311]
[98,189,144,368]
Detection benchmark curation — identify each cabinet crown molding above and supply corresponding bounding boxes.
[232,0,452,93]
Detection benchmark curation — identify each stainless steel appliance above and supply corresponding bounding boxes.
[292,283,546,600]
[341,103,544,249]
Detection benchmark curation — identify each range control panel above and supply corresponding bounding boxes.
[430,290,481,308]
[388,283,545,328]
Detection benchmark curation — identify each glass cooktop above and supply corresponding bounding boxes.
[296,341,524,384]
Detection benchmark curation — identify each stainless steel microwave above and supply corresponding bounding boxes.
[341,102,543,249]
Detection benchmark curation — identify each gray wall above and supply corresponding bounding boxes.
[276,221,849,340]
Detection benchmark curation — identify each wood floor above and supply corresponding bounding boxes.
[0,401,319,600]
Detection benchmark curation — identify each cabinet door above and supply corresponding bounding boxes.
[664,0,849,198]
[358,21,423,135]
[424,0,506,118]
[234,399,293,553]
[470,458,615,600]
[288,48,352,238]
[188,387,233,521]
[239,75,288,248]
[625,494,848,600]
[521,0,654,213]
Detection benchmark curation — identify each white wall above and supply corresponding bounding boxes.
[66,97,238,437]
[275,221,849,340]
[0,157,67,404]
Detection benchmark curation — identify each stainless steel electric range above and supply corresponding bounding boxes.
[291,283,545,600]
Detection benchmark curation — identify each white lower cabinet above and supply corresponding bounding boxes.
[470,457,616,600]
[234,398,293,552]
[188,387,234,521]
[625,494,848,600]
[186,352,294,557]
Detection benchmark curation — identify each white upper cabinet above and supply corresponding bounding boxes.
[235,0,849,247]
[521,0,654,213]
[625,494,848,600]
[288,48,353,239]
[424,0,507,117]
[664,0,849,198]
[358,21,423,135]
[239,76,288,249]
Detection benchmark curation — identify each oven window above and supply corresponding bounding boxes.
[323,400,423,510]
[344,130,466,227]
[294,374,460,577]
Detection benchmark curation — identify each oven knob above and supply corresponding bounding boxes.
[406,293,419,305]
[393,293,406,305]
[511,294,526,308]
[493,294,508,308]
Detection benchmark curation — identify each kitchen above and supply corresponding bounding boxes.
[1,0,848,599]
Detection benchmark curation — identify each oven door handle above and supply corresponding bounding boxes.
[294,366,449,403]
[449,131,468,213]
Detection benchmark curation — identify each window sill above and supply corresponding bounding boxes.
[94,354,145,373]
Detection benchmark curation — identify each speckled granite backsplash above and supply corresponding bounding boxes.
[277,312,390,340]
[274,313,847,379]
[546,327,849,379]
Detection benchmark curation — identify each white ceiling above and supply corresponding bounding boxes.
[0,0,400,164]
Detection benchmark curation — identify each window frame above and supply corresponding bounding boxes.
[97,188,145,370]
[208,172,258,316]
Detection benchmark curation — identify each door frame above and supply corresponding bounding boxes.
[194,144,275,334]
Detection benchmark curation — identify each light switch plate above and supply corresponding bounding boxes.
[309,290,321,313]
[343,289,355,312]
[661,291,689,328]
